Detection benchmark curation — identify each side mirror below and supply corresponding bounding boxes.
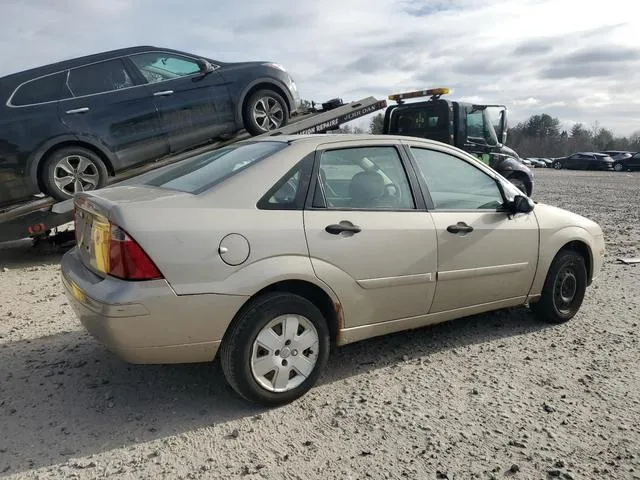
[498,109,508,145]
[510,194,534,214]
[196,58,215,74]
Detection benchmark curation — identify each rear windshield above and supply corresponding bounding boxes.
[146,141,287,194]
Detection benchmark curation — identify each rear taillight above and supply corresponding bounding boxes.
[107,225,163,281]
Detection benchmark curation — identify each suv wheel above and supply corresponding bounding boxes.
[243,89,289,136]
[613,162,624,172]
[553,161,562,169]
[220,292,330,406]
[530,249,587,324]
[42,147,108,201]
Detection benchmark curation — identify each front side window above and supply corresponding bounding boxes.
[129,52,201,83]
[314,146,415,209]
[146,141,287,194]
[67,59,134,97]
[410,147,503,210]
[11,71,71,106]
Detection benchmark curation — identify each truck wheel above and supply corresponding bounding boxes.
[243,89,289,136]
[530,249,587,324]
[220,292,330,406]
[41,147,108,201]
[509,176,529,196]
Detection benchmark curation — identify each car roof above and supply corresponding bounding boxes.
[247,133,452,148]
[0,45,201,87]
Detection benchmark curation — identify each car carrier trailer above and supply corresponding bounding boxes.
[0,96,387,244]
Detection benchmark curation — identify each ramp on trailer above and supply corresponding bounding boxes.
[0,96,387,243]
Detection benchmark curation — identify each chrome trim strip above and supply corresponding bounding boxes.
[357,272,433,289]
[437,262,529,281]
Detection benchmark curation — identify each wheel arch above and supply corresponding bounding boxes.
[222,279,343,349]
[31,139,116,191]
[530,228,596,299]
[560,240,593,285]
[237,79,293,126]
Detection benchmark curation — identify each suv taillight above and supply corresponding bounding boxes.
[108,225,163,281]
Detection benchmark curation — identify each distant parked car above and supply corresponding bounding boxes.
[525,158,547,168]
[0,45,302,203]
[599,151,640,171]
[600,150,632,161]
[552,152,614,170]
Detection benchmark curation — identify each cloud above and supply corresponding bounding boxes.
[0,0,636,135]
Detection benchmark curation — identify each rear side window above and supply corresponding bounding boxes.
[67,59,134,97]
[146,141,287,194]
[10,71,71,106]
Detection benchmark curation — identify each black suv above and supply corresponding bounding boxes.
[0,46,301,203]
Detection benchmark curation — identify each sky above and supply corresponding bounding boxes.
[1,0,638,135]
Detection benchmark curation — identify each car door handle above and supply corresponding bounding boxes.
[325,221,361,235]
[153,90,174,97]
[65,107,90,114]
[447,222,474,234]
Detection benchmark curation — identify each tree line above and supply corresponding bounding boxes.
[506,114,640,158]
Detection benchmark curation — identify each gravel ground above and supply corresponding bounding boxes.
[1,168,639,480]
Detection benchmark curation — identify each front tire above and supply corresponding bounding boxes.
[553,161,562,169]
[509,176,529,195]
[243,89,289,136]
[530,249,587,324]
[41,147,108,201]
[220,292,330,406]
[613,162,624,172]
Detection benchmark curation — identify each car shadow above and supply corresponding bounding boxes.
[0,234,74,269]
[0,307,553,475]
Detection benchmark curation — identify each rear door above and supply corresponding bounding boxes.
[402,141,539,313]
[629,153,640,169]
[303,140,438,328]
[127,51,233,153]
[59,57,169,169]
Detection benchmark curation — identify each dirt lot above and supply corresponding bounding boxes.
[1,169,639,480]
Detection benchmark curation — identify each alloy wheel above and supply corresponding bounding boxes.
[53,155,100,196]
[252,96,284,131]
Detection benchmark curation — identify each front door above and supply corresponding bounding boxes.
[404,142,539,313]
[303,141,438,328]
[59,57,169,170]
[629,152,640,169]
[127,51,232,153]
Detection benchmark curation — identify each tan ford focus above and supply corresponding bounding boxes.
[61,134,605,405]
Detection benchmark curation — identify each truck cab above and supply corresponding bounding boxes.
[382,88,533,196]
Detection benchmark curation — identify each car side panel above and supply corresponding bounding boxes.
[0,102,68,204]
[529,216,604,298]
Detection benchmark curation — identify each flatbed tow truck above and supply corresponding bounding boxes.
[1,87,528,245]
[0,96,387,244]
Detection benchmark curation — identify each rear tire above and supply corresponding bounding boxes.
[243,89,289,136]
[41,146,108,201]
[220,292,330,406]
[530,249,587,324]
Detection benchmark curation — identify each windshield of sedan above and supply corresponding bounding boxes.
[145,141,287,194]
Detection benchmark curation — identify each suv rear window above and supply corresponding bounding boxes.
[10,71,71,106]
[146,141,287,194]
[67,59,134,97]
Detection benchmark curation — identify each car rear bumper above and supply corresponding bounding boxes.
[60,248,249,364]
